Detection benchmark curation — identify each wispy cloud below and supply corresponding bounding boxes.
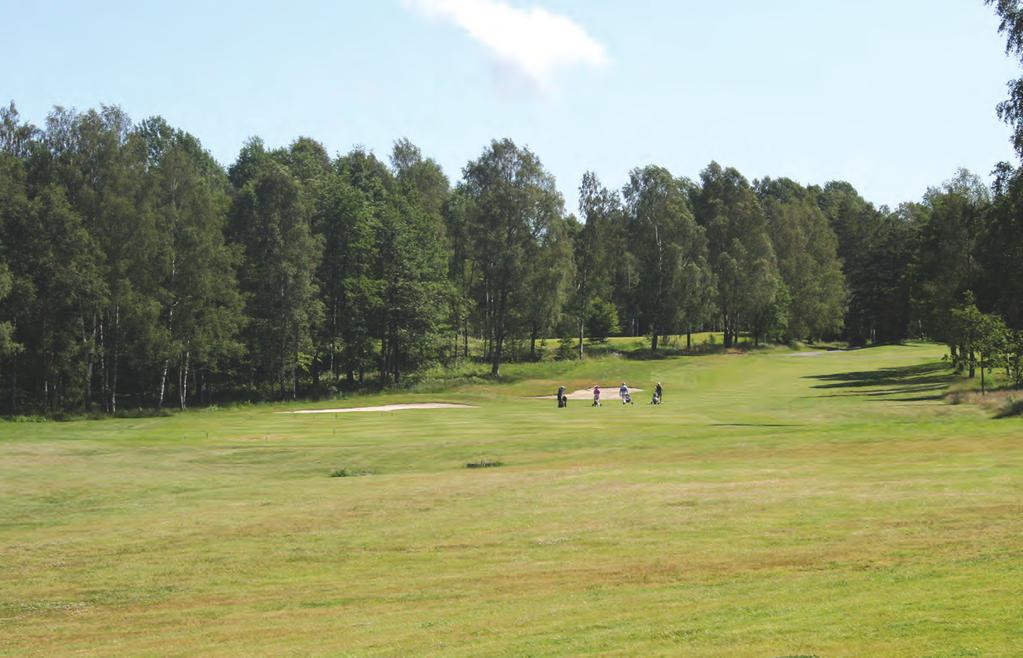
[404,0,609,92]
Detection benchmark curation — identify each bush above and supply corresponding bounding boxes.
[996,395,1023,418]
[586,299,620,343]
[465,459,503,469]
[5,414,48,423]
[329,467,369,477]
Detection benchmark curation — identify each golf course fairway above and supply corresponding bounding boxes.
[1,342,1020,656]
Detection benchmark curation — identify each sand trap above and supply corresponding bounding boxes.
[782,351,825,357]
[536,387,643,400]
[285,403,476,414]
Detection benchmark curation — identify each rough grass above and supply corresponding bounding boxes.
[0,342,1021,656]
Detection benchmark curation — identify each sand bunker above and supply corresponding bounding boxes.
[286,403,476,414]
[536,387,643,400]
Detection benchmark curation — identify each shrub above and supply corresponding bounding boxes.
[6,415,48,423]
[329,467,369,478]
[465,459,503,469]
[586,299,620,343]
[996,395,1023,418]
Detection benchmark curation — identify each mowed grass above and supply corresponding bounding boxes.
[1,344,1021,657]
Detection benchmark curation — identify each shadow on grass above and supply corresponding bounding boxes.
[593,343,774,362]
[805,362,956,401]
[994,397,1023,419]
[710,423,805,428]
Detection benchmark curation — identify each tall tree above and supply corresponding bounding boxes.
[311,169,374,385]
[914,169,989,344]
[229,140,323,398]
[137,118,245,409]
[693,163,780,347]
[814,181,918,345]
[979,163,1023,328]
[572,172,620,356]
[522,213,575,359]
[372,140,452,383]
[623,165,712,350]
[757,177,847,340]
[988,0,1023,156]
[3,181,106,411]
[37,106,158,412]
[460,139,563,375]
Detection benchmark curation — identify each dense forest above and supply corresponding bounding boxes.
[2,4,1023,413]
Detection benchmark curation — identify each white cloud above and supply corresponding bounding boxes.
[404,0,609,92]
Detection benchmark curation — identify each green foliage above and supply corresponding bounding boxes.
[693,163,779,347]
[914,170,988,343]
[458,139,565,376]
[947,292,1009,393]
[4,87,1023,414]
[815,182,918,345]
[465,459,503,468]
[988,0,1023,156]
[329,466,369,477]
[757,178,846,340]
[229,140,324,399]
[623,165,712,350]
[585,298,620,342]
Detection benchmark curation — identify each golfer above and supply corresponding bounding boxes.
[619,382,632,405]
[557,385,567,408]
[592,385,601,407]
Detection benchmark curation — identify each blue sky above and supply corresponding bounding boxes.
[2,0,1019,209]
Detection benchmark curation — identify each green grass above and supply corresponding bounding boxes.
[1,342,1021,656]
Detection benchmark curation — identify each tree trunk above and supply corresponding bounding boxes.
[651,329,659,351]
[578,318,584,360]
[99,317,107,412]
[392,331,401,385]
[491,289,508,376]
[179,351,190,410]
[291,350,297,400]
[686,327,692,351]
[491,333,503,376]
[85,311,97,410]
[969,349,976,378]
[158,360,169,409]
[110,306,119,415]
[529,327,538,361]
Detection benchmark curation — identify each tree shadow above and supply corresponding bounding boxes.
[710,423,805,428]
[995,398,1023,419]
[804,362,956,401]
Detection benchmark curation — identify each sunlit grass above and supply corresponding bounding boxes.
[1,342,1020,656]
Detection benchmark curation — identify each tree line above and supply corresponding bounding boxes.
[0,95,1021,413]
